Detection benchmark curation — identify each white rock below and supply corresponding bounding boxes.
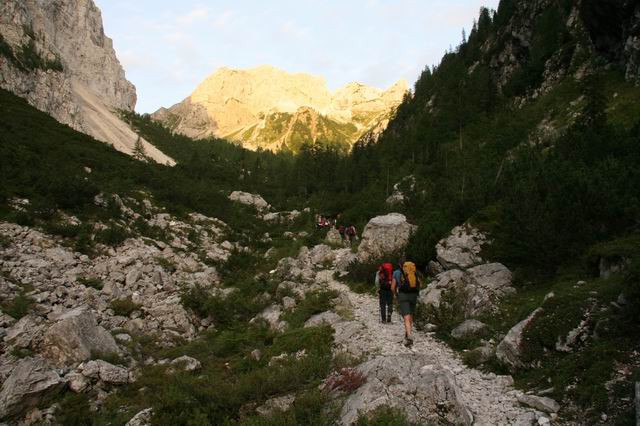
[357,213,417,262]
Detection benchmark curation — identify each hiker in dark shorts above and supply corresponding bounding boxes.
[392,260,421,347]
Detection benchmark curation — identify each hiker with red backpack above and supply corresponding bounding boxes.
[392,260,421,347]
[375,262,395,323]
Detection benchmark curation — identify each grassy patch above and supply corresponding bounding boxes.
[1,292,33,319]
[355,406,417,426]
[281,290,337,328]
[110,297,141,317]
[77,276,103,290]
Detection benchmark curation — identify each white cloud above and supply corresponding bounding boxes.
[213,10,235,29]
[280,20,309,40]
[176,5,210,26]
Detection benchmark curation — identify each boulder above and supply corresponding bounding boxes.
[80,360,129,384]
[419,263,515,320]
[451,320,489,340]
[41,308,120,367]
[0,357,65,419]
[436,225,487,270]
[357,214,416,262]
[256,394,295,416]
[304,311,342,328]
[3,315,44,349]
[325,228,343,246]
[496,308,543,370]
[170,356,201,372]
[309,244,335,266]
[340,356,473,425]
[66,372,91,393]
[126,408,153,426]
[517,394,560,414]
[252,305,287,332]
[228,191,270,212]
[467,344,495,365]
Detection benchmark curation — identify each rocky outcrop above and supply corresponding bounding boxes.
[152,65,407,152]
[0,357,65,419]
[41,308,119,367]
[79,359,129,384]
[435,224,488,270]
[451,319,489,340]
[0,0,174,165]
[357,213,416,262]
[419,263,515,318]
[496,308,543,370]
[517,394,560,414]
[228,191,270,212]
[340,356,473,425]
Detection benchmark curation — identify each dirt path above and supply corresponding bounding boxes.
[325,277,541,425]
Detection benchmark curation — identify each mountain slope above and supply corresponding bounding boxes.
[152,65,407,153]
[0,0,174,165]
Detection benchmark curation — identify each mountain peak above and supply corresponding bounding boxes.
[154,65,407,152]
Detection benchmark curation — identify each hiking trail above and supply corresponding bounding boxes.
[319,274,542,425]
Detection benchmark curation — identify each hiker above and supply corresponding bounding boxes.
[345,225,357,246]
[375,262,394,323]
[392,260,421,347]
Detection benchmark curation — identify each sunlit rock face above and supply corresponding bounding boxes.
[153,65,408,152]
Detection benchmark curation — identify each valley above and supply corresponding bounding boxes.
[1,0,640,425]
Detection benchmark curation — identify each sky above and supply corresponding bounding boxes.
[96,0,500,113]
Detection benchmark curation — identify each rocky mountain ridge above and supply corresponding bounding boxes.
[152,65,407,152]
[0,0,174,165]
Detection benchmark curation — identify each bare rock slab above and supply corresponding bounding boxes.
[340,355,473,425]
[357,213,416,262]
[0,357,65,419]
[41,308,119,367]
[517,394,560,414]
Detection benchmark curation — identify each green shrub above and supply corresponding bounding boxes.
[1,292,33,319]
[110,297,140,317]
[90,350,125,366]
[56,393,92,426]
[282,290,337,328]
[95,224,129,246]
[0,234,9,248]
[355,406,416,426]
[77,276,103,290]
[155,256,177,273]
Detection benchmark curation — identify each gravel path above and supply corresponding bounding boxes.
[326,277,541,425]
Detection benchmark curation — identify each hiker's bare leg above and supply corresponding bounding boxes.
[403,314,412,338]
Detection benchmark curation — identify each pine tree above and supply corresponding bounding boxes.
[132,136,148,161]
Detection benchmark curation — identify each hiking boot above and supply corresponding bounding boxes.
[404,337,413,348]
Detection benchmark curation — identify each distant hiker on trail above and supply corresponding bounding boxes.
[392,260,421,347]
[375,262,394,323]
[345,225,357,246]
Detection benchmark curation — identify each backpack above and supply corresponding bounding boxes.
[399,261,419,293]
[379,262,393,291]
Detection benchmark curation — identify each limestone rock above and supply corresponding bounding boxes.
[0,0,174,165]
[170,356,201,372]
[152,65,407,152]
[228,191,270,212]
[496,308,543,370]
[80,360,129,384]
[252,305,287,332]
[41,308,119,367]
[66,372,91,393]
[304,311,342,328]
[419,263,515,320]
[325,228,343,246]
[357,213,416,262]
[340,356,473,425]
[256,394,295,416]
[517,394,560,414]
[436,225,487,270]
[126,408,153,426]
[0,357,65,419]
[451,320,489,340]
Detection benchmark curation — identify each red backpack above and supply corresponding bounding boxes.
[378,262,393,291]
